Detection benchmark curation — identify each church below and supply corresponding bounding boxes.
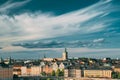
[43,48,68,61]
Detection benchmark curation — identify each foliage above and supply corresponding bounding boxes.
[56,69,60,77]
[47,78,52,80]
[51,70,55,76]
[41,72,46,76]
[55,69,64,77]
[13,74,18,78]
[112,72,120,79]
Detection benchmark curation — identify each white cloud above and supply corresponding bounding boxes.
[0,0,117,46]
[0,0,31,13]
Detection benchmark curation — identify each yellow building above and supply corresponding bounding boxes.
[113,67,120,72]
[0,66,13,80]
[84,69,112,78]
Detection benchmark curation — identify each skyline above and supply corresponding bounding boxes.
[0,0,120,59]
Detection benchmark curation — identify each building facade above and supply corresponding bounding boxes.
[64,69,81,78]
[84,70,112,78]
[43,48,68,61]
[0,66,13,80]
[31,66,42,76]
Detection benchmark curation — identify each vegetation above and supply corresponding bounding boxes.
[112,72,120,79]
[51,70,55,76]
[56,69,64,77]
[41,72,46,76]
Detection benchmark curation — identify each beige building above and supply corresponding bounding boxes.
[113,67,120,72]
[84,69,112,78]
[52,62,59,71]
[20,65,42,76]
[13,65,22,76]
[43,48,68,61]
[21,66,27,76]
[64,69,81,78]
[0,66,13,80]
[59,62,65,70]
[31,66,42,76]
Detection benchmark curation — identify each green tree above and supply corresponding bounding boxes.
[112,72,117,78]
[59,69,64,76]
[13,74,18,78]
[56,69,60,77]
[47,78,52,80]
[51,70,55,76]
[118,73,120,79]
[41,72,46,76]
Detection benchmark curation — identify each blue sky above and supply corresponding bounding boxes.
[0,0,120,59]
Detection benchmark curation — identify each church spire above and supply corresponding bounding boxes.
[65,48,67,52]
[62,48,68,60]
[44,53,46,58]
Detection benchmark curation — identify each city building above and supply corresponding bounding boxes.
[52,62,59,71]
[43,48,68,61]
[13,65,22,76]
[31,66,42,76]
[0,66,13,80]
[42,64,53,74]
[59,62,69,71]
[21,66,27,76]
[64,68,81,78]
[113,67,120,72]
[84,69,112,78]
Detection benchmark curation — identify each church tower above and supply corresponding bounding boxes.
[62,48,68,60]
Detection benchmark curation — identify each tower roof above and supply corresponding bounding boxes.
[64,48,67,53]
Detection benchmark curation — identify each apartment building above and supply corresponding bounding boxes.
[84,69,112,78]
[0,66,13,80]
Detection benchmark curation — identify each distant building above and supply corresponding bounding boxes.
[21,66,27,76]
[0,66,13,80]
[64,68,81,78]
[13,65,22,76]
[84,69,112,78]
[52,62,59,71]
[43,48,68,61]
[113,67,120,72]
[42,64,53,74]
[31,66,42,76]
[59,62,69,71]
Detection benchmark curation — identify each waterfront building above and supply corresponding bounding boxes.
[0,66,13,80]
[43,48,68,61]
[84,69,112,78]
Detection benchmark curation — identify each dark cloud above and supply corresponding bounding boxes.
[12,38,105,48]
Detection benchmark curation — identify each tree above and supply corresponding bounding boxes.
[112,72,117,78]
[56,69,60,77]
[59,69,64,76]
[51,70,55,76]
[47,78,52,80]
[41,72,46,76]
[13,74,18,78]
[118,73,120,79]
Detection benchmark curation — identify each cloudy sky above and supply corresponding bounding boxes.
[0,0,120,59]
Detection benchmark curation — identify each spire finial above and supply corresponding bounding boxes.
[65,48,67,52]
[44,53,46,58]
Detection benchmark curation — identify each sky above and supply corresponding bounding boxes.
[0,0,120,59]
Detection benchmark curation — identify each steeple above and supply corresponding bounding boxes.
[44,53,46,58]
[0,57,4,63]
[9,57,12,65]
[65,48,67,53]
[62,48,68,60]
